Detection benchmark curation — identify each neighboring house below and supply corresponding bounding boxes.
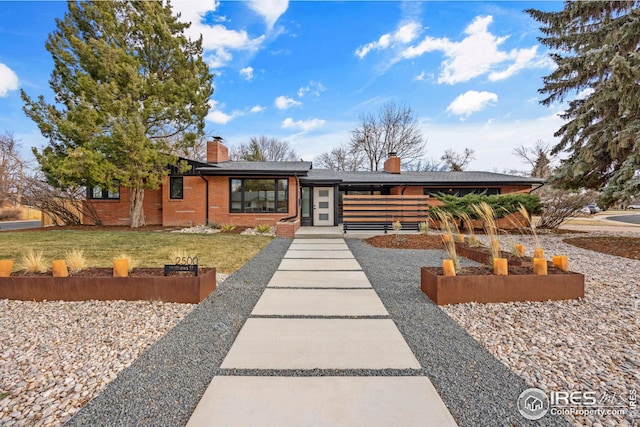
[86,137,544,234]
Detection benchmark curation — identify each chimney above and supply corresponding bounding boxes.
[207,136,229,163]
[383,152,400,174]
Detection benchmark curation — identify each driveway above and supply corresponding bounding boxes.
[0,220,42,231]
[605,213,640,225]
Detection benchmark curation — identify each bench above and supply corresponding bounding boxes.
[342,221,421,234]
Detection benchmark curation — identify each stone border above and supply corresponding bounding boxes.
[0,268,216,304]
[420,267,584,305]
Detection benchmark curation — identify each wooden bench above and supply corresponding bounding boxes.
[342,221,420,233]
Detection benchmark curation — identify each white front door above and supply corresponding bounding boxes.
[313,187,334,226]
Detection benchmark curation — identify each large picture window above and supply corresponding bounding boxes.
[230,179,288,213]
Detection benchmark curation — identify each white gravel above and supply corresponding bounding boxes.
[441,233,640,427]
[0,300,194,426]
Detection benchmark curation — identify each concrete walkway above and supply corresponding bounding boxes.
[187,238,458,426]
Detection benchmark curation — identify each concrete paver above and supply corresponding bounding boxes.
[187,237,458,426]
[251,289,388,316]
[187,376,458,427]
[284,250,354,259]
[220,318,421,369]
[290,238,346,244]
[268,270,371,288]
[288,243,349,250]
[278,258,361,271]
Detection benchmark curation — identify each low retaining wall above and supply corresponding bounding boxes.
[421,267,584,305]
[0,268,216,304]
[276,219,300,238]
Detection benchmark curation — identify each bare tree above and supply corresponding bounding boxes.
[440,147,475,171]
[513,140,552,178]
[536,189,594,229]
[405,157,447,172]
[168,133,209,162]
[349,102,426,171]
[0,131,26,206]
[314,144,365,171]
[230,136,298,161]
[21,174,101,225]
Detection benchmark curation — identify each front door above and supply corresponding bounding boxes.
[313,187,334,226]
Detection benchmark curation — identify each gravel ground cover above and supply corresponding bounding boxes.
[349,233,639,427]
[5,232,638,426]
[442,234,639,427]
[64,238,291,427]
[0,300,194,426]
[346,238,571,427]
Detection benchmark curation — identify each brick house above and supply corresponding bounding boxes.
[86,138,544,234]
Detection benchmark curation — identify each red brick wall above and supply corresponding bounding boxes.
[88,187,162,226]
[206,176,299,227]
[162,176,207,226]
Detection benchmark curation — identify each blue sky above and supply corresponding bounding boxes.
[0,0,566,172]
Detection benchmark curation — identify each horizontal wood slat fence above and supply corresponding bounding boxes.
[342,195,431,233]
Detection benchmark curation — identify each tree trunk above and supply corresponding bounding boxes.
[129,187,146,228]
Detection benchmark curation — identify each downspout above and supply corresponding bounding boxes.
[279,173,300,222]
[199,174,209,225]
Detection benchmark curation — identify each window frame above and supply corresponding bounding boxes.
[88,182,120,200]
[229,178,289,214]
[169,176,184,200]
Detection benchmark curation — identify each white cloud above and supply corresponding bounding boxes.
[246,0,289,30]
[275,95,302,110]
[413,71,426,81]
[282,117,325,131]
[446,90,498,118]
[401,15,545,84]
[172,1,266,69]
[0,63,19,97]
[356,21,421,59]
[239,66,254,81]
[297,81,326,98]
[206,100,242,124]
[250,105,265,113]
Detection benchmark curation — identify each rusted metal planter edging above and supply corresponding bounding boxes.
[420,267,584,306]
[0,268,216,304]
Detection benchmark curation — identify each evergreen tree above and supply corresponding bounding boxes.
[22,1,213,227]
[527,1,640,207]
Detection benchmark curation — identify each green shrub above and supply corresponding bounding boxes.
[431,193,542,219]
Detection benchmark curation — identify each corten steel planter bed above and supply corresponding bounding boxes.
[420,266,584,306]
[0,268,216,304]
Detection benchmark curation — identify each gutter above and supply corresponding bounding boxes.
[199,174,210,225]
[529,182,546,194]
[279,173,300,222]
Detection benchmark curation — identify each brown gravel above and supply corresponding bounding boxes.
[365,232,640,261]
[364,234,444,249]
[563,235,640,260]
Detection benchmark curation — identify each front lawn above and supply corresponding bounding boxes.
[0,229,273,273]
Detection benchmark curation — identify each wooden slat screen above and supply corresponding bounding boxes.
[342,195,431,223]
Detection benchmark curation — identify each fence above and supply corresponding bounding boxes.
[342,195,431,231]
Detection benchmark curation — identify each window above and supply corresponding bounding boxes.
[230,179,289,213]
[423,188,500,197]
[88,182,120,200]
[169,177,183,199]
